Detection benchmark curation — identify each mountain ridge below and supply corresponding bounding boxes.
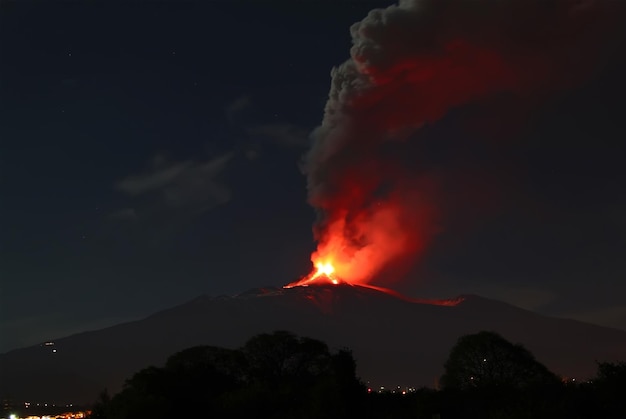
[2,284,625,404]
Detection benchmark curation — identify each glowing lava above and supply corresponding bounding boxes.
[313,262,336,280]
[285,259,341,287]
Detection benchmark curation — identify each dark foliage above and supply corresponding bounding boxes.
[593,361,626,418]
[89,330,626,419]
[440,331,559,390]
[91,331,364,419]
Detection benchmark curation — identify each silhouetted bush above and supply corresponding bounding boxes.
[594,361,626,418]
[441,331,559,390]
[89,330,625,419]
[92,331,364,419]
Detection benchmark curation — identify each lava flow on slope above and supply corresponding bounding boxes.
[284,260,462,307]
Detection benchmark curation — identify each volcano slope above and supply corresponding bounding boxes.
[2,283,625,404]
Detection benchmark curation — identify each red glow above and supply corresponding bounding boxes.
[290,0,622,292]
[286,164,440,289]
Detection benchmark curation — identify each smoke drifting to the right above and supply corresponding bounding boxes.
[287,0,625,288]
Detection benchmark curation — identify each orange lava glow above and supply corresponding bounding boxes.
[286,259,341,287]
[283,258,464,307]
[314,261,336,279]
[284,187,438,289]
[285,193,435,288]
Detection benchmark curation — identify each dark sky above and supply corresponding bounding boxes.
[1,0,625,353]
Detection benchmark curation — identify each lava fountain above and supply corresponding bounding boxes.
[285,260,341,287]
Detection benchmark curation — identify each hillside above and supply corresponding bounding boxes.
[2,283,625,404]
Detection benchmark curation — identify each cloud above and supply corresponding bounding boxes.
[225,95,252,123]
[223,94,312,155]
[116,153,233,216]
[247,123,310,147]
[117,162,192,196]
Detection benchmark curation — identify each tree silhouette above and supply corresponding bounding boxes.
[163,345,246,417]
[594,361,626,418]
[92,331,364,419]
[88,389,111,419]
[440,331,558,390]
[229,331,364,418]
[89,330,626,419]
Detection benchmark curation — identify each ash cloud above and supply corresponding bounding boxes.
[305,0,625,285]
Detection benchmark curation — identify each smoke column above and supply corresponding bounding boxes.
[300,0,623,286]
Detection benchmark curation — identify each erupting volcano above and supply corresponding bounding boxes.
[285,0,622,292]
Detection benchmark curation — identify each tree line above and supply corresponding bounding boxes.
[89,330,626,419]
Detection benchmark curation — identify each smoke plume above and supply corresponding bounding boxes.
[303,0,623,285]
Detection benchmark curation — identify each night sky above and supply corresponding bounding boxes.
[2,0,626,353]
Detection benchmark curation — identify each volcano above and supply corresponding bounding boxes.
[2,283,626,404]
